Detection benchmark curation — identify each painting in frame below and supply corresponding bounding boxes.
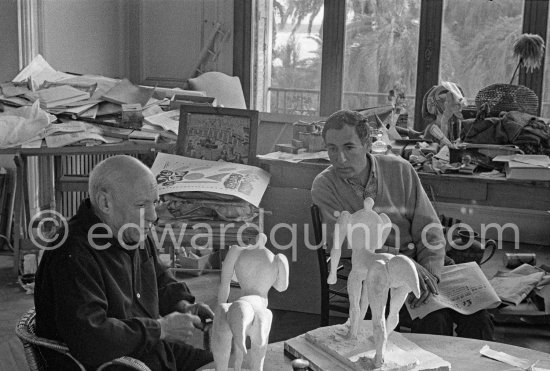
[176,104,259,166]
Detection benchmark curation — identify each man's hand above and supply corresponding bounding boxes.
[175,300,215,329]
[158,312,202,344]
[408,261,439,308]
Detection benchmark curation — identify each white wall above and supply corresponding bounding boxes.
[0,0,19,169]
[0,0,20,82]
[39,0,233,85]
[138,0,234,86]
[41,0,129,77]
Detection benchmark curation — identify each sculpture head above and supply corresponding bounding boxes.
[335,198,392,252]
[218,233,290,304]
[423,81,467,120]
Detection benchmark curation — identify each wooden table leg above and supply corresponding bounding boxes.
[12,154,25,275]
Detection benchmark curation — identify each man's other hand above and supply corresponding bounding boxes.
[408,262,438,308]
[176,301,215,329]
[158,312,202,343]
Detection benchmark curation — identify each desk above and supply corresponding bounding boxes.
[0,142,173,274]
[200,334,550,370]
[258,157,550,314]
[260,158,550,211]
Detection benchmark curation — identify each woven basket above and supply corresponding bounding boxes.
[475,83,539,117]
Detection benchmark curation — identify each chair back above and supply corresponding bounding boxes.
[14,308,171,371]
[311,204,329,282]
[311,204,353,326]
[15,308,82,371]
[188,71,247,109]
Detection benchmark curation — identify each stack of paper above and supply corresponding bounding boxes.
[29,85,90,108]
[493,154,550,181]
[128,130,160,143]
[142,109,180,140]
[101,78,155,106]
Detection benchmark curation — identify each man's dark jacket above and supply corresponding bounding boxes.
[34,199,195,370]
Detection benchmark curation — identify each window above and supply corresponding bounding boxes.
[440,0,524,101]
[543,5,550,117]
[342,0,420,124]
[269,0,324,116]
[248,0,549,127]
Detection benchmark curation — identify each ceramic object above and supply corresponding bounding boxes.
[211,233,289,371]
[447,229,496,265]
[328,198,420,368]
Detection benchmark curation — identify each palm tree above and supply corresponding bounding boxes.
[343,0,420,108]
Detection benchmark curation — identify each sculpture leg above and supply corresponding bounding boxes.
[367,267,389,368]
[233,345,245,371]
[248,308,273,371]
[359,278,370,322]
[211,305,232,371]
[386,286,410,334]
[347,271,363,339]
[370,288,388,368]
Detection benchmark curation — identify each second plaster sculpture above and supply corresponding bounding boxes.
[211,233,289,371]
[328,198,420,368]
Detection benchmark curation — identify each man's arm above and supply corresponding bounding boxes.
[148,240,214,325]
[146,239,196,315]
[311,175,345,250]
[407,164,446,307]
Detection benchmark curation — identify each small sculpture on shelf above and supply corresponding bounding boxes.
[328,198,420,368]
[211,233,289,371]
[422,81,467,146]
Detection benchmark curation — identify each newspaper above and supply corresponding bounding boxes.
[406,262,501,319]
[150,153,270,207]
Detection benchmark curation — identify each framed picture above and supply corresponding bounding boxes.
[176,104,259,166]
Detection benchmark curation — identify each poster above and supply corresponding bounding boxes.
[151,153,270,207]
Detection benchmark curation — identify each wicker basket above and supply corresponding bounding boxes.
[475,83,539,117]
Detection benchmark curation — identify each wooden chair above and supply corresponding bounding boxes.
[15,307,151,371]
[311,204,351,327]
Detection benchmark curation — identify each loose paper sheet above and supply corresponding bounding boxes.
[479,345,542,370]
[12,54,72,89]
[0,101,50,148]
[257,150,330,163]
[144,109,180,134]
[150,153,270,207]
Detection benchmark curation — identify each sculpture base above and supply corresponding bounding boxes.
[284,321,450,371]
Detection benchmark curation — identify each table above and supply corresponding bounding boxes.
[200,333,550,370]
[259,158,550,211]
[0,142,173,274]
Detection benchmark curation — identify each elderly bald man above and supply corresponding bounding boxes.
[35,155,214,371]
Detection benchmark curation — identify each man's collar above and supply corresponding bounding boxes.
[345,153,375,187]
[76,198,104,231]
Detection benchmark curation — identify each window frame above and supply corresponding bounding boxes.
[234,0,549,130]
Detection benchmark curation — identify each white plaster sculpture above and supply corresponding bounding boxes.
[211,233,289,371]
[327,198,420,368]
[425,81,467,146]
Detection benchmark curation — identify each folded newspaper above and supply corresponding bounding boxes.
[406,262,501,319]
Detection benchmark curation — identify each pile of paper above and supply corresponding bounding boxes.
[0,55,161,121]
[0,55,215,148]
